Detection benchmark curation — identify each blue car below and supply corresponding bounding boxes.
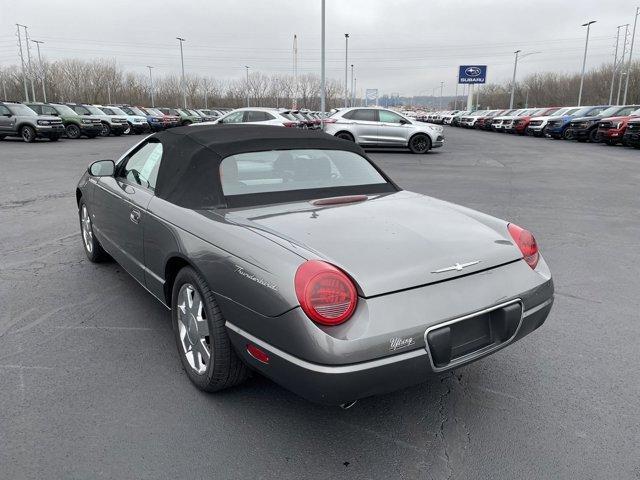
[119,105,166,132]
[545,105,609,139]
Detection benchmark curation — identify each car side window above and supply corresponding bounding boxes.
[245,111,269,122]
[102,108,114,115]
[221,111,245,124]
[0,105,11,115]
[117,141,163,191]
[42,105,57,115]
[348,109,377,122]
[379,110,405,124]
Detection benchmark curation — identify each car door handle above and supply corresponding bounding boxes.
[130,209,141,224]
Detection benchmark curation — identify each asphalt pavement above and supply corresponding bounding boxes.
[1,128,639,479]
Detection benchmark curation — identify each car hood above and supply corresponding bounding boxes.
[570,115,602,123]
[600,115,635,122]
[221,191,522,297]
[530,115,556,121]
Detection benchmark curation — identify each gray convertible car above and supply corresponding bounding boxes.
[77,125,554,406]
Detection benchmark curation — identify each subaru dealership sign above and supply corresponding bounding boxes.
[458,65,487,84]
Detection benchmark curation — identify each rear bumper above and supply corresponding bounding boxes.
[226,296,553,405]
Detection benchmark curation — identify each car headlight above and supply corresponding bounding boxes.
[82,119,93,124]
[37,120,51,126]
[150,117,159,122]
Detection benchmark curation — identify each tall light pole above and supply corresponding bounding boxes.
[146,65,155,107]
[578,20,597,106]
[16,24,29,101]
[344,33,349,108]
[245,65,250,107]
[350,64,354,106]
[610,25,624,105]
[439,81,444,109]
[623,7,640,104]
[23,26,36,101]
[320,0,326,113]
[509,50,521,109]
[31,40,46,102]
[617,23,630,105]
[176,37,187,108]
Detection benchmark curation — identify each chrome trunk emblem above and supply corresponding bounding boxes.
[432,260,481,274]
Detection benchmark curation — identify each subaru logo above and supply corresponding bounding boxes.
[465,67,482,77]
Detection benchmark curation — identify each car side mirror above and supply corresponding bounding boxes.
[217,118,224,124]
[3,113,11,117]
[88,159,115,177]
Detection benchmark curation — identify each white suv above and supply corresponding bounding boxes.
[323,107,444,154]
[199,107,301,127]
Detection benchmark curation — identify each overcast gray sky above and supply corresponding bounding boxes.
[0,0,636,96]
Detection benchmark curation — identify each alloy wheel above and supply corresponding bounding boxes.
[81,204,93,253]
[177,284,211,375]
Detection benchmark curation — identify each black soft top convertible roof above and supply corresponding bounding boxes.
[152,125,373,209]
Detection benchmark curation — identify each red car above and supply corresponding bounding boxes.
[596,108,640,145]
[510,107,561,135]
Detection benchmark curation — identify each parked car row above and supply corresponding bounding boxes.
[422,105,640,148]
[0,100,235,142]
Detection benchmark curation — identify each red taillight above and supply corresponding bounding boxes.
[508,223,539,269]
[294,260,357,326]
[247,344,269,364]
[322,118,337,124]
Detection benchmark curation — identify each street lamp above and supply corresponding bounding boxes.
[350,64,354,107]
[509,50,540,108]
[176,37,186,108]
[344,33,349,108]
[320,0,326,114]
[623,7,640,104]
[146,66,155,107]
[439,81,444,109]
[245,65,250,107]
[578,20,596,106]
[31,39,46,102]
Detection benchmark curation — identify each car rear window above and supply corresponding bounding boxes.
[219,149,390,198]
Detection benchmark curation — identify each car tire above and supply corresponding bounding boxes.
[408,133,431,154]
[21,125,36,143]
[562,129,573,140]
[589,129,599,143]
[126,123,134,135]
[171,266,249,392]
[66,124,81,139]
[100,123,111,137]
[78,200,109,263]
[335,131,355,142]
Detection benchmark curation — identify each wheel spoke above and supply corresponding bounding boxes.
[195,301,209,336]
[196,339,211,366]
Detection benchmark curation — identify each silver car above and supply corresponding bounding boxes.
[200,107,301,128]
[324,107,444,154]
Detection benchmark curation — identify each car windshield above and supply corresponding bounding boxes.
[108,107,127,115]
[52,105,77,116]
[85,106,105,116]
[129,107,146,116]
[220,149,389,198]
[597,106,622,117]
[630,108,640,116]
[7,104,37,116]
[146,108,163,115]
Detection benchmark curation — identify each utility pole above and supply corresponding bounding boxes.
[354,77,357,106]
[31,40,46,102]
[146,65,154,107]
[2,78,7,100]
[623,7,640,104]
[439,81,444,109]
[23,26,36,101]
[176,37,187,108]
[509,50,521,109]
[293,34,298,109]
[320,0,326,114]
[344,33,349,108]
[617,24,630,105]
[578,20,597,106]
[610,25,623,105]
[16,24,29,101]
[107,85,112,105]
[350,64,354,106]
[245,65,250,107]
